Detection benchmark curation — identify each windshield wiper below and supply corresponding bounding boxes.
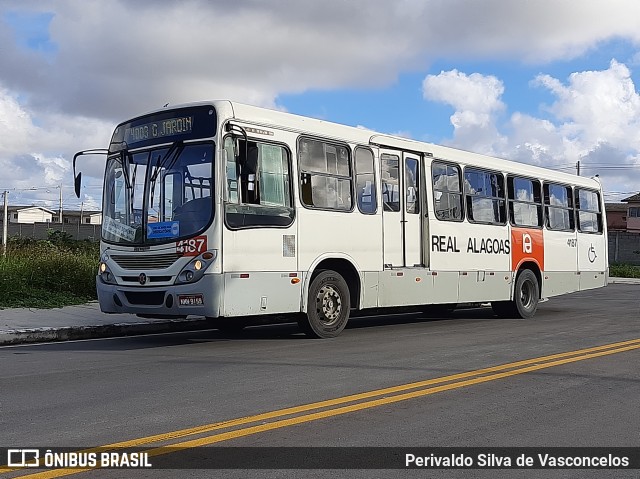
[149,141,184,214]
[105,141,134,192]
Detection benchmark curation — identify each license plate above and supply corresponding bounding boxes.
[178,294,204,306]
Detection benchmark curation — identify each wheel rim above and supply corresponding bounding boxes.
[316,284,342,325]
[520,279,535,311]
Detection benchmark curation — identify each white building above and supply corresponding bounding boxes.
[7,206,56,224]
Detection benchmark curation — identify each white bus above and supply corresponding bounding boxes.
[74,100,608,338]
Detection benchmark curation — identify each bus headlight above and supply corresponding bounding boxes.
[175,250,217,285]
[98,262,117,285]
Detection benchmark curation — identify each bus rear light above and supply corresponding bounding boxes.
[240,273,250,278]
[291,278,301,284]
[415,277,421,282]
[288,272,298,277]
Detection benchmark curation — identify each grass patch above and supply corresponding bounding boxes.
[609,263,640,279]
[0,234,99,309]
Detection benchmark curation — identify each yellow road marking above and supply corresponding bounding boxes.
[7,338,640,478]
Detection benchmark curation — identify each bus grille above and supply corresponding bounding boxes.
[111,253,182,270]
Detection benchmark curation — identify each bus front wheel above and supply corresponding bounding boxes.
[492,269,539,319]
[299,270,351,338]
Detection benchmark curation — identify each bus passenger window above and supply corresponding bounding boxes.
[224,136,294,228]
[432,161,463,221]
[405,157,419,214]
[355,147,377,214]
[508,176,542,227]
[381,154,400,212]
[464,168,506,224]
[575,188,602,233]
[299,137,352,211]
[544,183,574,231]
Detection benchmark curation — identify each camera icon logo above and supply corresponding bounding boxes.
[7,449,40,467]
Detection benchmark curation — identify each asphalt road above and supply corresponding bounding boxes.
[2,284,639,478]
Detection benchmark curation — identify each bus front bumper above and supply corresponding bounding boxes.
[96,273,223,318]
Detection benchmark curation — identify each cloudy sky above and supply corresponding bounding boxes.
[2,0,640,211]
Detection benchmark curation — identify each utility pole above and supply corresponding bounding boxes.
[576,160,581,176]
[2,190,8,257]
[78,201,84,240]
[58,184,63,224]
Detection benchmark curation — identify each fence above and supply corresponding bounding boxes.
[2,222,101,241]
[608,231,640,265]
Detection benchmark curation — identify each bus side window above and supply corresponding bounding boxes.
[405,157,419,214]
[575,188,602,233]
[299,137,352,211]
[355,147,377,214]
[224,135,294,228]
[432,161,463,221]
[544,183,574,231]
[381,154,400,212]
[508,176,542,227]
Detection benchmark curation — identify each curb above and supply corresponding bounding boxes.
[608,277,640,285]
[0,317,214,346]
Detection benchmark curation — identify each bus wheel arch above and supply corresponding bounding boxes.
[299,258,360,338]
[492,263,541,319]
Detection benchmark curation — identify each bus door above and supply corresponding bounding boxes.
[381,150,423,268]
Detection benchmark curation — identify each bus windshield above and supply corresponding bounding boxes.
[102,142,214,245]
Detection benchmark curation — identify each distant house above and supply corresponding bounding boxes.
[5,206,55,224]
[0,206,102,225]
[61,210,102,225]
[86,212,102,225]
[621,193,640,232]
[605,203,628,231]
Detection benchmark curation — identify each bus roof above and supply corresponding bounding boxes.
[140,99,603,190]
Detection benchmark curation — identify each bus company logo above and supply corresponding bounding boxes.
[522,233,533,254]
[7,449,40,467]
[138,273,147,285]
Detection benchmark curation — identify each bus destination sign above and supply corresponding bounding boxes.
[124,116,194,144]
[110,105,216,150]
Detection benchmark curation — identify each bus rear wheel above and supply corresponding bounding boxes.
[492,269,539,319]
[299,270,350,338]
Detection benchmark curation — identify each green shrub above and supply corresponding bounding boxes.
[609,263,640,279]
[0,238,99,308]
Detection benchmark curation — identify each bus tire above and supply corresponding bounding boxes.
[492,269,539,319]
[299,270,350,338]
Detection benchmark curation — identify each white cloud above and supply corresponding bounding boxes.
[0,85,113,206]
[422,70,506,155]
[3,1,640,204]
[423,70,505,116]
[422,62,640,199]
[533,60,640,150]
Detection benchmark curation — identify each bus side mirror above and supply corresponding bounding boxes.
[72,148,109,198]
[74,172,82,198]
